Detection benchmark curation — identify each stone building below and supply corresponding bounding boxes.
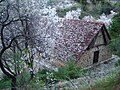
[53,19,112,67]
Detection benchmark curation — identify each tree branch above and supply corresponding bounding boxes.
[2,4,10,24]
[8,35,23,48]
[0,0,5,3]
[4,60,16,76]
[4,17,25,26]
[1,25,6,48]
[0,48,14,78]
[0,35,23,78]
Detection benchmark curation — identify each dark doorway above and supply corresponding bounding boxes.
[93,51,99,64]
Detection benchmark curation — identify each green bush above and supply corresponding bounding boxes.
[79,1,114,19]
[24,59,87,89]
[36,68,56,84]
[0,71,31,89]
[56,4,81,17]
[109,38,120,56]
[27,69,47,89]
[91,2,114,16]
[115,59,120,67]
[17,70,31,87]
[113,1,120,12]
[29,77,45,89]
[109,11,120,57]
[99,2,114,15]
[109,12,120,39]
[54,60,86,80]
[0,75,11,89]
[32,59,86,86]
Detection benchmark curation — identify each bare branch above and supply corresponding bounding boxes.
[0,35,23,78]
[1,25,6,48]
[7,35,23,48]
[4,17,26,26]
[0,0,5,3]
[2,4,10,23]
[0,49,14,78]
[4,60,16,76]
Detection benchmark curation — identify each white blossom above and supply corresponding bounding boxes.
[65,8,81,19]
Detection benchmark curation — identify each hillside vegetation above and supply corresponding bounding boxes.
[0,0,120,90]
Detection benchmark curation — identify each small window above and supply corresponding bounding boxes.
[93,51,99,64]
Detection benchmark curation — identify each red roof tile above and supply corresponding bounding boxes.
[54,19,104,61]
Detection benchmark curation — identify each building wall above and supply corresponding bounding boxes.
[77,45,112,67]
[77,30,112,67]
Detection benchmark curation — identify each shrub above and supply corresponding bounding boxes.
[79,1,114,19]
[56,4,81,17]
[37,68,57,84]
[32,59,86,86]
[0,71,31,89]
[26,59,87,89]
[109,12,120,56]
[17,70,31,87]
[29,77,45,89]
[109,12,120,39]
[115,59,120,67]
[109,38,120,56]
[54,60,86,80]
[99,2,114,15]
[113,1,120,12]
[0,75,11,89]
[28,69,49,89]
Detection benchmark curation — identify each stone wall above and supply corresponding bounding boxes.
[78,45,112,67]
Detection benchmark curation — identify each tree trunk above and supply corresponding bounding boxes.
[11,77,17,90]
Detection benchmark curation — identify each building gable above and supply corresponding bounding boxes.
[88,25,111,49]
[94,30,105,46]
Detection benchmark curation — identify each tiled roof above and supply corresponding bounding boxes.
[54,19,104,61]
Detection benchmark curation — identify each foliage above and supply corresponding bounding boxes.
[28,68,57,89]
[74,0,87,5]
[115,59,120,67]
[16,70,31,87]
[54,60,86,80]
[78,1,114,19]
[36,68,57,85]
[81,72,120,90]
[56,4,81,17]
[0,70,32,89]
[109,38,120,56]
[98,2,114,15]
[109,12,120,57]
[113,1,120,12]
[109,12,120,39]
[29,77,45,89]
[26,59,86,89]
[74,0,88,11]
[0,75,11,89]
